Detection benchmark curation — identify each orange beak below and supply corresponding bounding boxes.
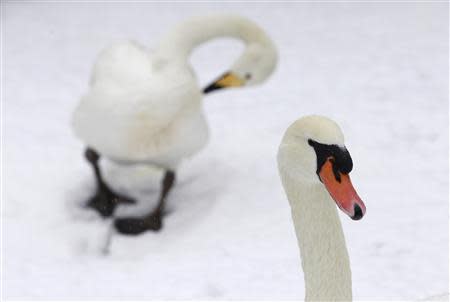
[319,158,366,220]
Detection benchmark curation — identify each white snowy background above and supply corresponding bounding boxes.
[2,2,448,300]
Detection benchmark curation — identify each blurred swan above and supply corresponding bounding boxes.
[72,14,277,234]
[277,115,366,301]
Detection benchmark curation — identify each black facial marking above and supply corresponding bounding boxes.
[308,139,353,182]
[330,158,341,182]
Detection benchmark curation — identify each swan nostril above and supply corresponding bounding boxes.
[351,204,364,220]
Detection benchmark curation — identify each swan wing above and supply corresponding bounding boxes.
[89,41,154,89]
[73,42,204,164]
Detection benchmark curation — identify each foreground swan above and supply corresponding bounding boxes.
[277,115,366,301]
[72,14,277,234]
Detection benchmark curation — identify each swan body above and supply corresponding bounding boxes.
[277,115,366,301]
[73,41,206,169]
[72,14,277,169]
[72,14,277,232]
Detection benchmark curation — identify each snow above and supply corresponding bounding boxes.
[2,2,448,300]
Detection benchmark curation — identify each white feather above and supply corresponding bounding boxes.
[72,14,277,169]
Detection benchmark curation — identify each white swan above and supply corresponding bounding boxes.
[72,14,277,234]
[277,115,366,301]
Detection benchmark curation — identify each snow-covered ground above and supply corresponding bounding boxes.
[2,2,448,300]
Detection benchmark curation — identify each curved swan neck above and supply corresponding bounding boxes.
[280,173,352,301]
[156,15,273,60]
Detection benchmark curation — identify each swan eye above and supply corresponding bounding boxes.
[245,73,252,80]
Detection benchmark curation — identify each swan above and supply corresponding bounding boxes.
[72,14,277,235]
[277,115,366,301]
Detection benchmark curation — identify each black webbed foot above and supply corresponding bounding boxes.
[86,188,135,218]
[114,211,163,235]
[83,147,135,217]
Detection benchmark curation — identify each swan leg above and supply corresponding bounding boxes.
[84,148,135,217]
[114,170,176,235]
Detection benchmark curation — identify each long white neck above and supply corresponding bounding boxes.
[279,172,352,301]
[156,14,273,60]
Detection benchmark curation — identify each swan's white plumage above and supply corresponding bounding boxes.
[73,40,207,169]
[72,15,276,169]
[277,115,353,301]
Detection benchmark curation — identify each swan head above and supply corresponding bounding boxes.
[278,115,366,220]
[203,41,277,93]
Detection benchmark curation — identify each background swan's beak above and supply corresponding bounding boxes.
[319,159,366,220]
[203,72,245,93]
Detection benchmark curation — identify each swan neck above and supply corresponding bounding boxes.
[157,15,271,59]
[280,173,352,301]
